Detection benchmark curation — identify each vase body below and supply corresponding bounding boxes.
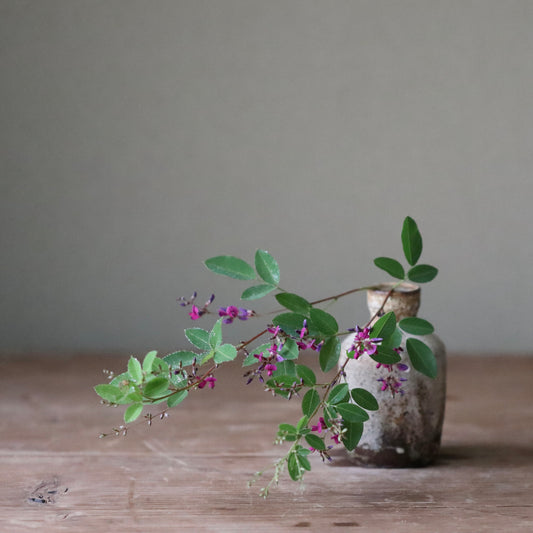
[339,283,446,467]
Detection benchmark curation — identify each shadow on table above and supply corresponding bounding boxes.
[327,442,533,468]
[436,442,533,467]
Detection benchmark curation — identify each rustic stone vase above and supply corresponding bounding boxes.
[339,282,446,467]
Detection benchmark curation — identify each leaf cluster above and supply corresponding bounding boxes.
[374,216,438,284]
[95,319,241,424]
[205,249,280,300]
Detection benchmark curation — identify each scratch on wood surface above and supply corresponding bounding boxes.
[142,439,192,469]
[27,477,68,505]
[127,477,140,524]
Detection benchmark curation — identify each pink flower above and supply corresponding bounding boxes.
[331,434,341,445]
[349,325,382,359]
[267,325,281,336]
[189,305,201,320]
[198,376,217,389]
[265,364,277,377]
[219,305,254,324]
[311,417,327,434]
[179,292,214,320]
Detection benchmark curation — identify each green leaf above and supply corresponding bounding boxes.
[302,389,320,416]
[305,433,326,451]
[342,421,364,451]
[128,357,143,384]
[309,308,338,336]
[241,284,275,300]
[399,317,434,335]
[164,350,197,368]
[336,402,370,423]
[142,351,157,374]
[273,360,297,377]
[278,423,297,440]
[184,328,211,351]
[214,343,238,363]
[143,377,170,399]
[374,257,405,279]
[94,384,124,404]
[371,311,397,340]
[407,264,438,283]
[152,357,169,375]
[204,255,256,280]
[124,403,143,424]
[280,338,299,360]
[406,338,438,378]
[381,326,403,348]
[209,318,223,348]
[351,388,379,411]
[328,383,349,405]
[288,452,304,481]
[109,372,130,387]
[242,342,271,366]
[319,336,341,373]
[272,312,308,337]
[296,415,309,433]
[167,390,188,408]
[401,216,423,266]
[297,453,312,471]
[296,445,311,457]
[255,249,280,285]
[275,293,311,315]
[125,390,143,403]
[296,364,316,386]
[370,346,402,365]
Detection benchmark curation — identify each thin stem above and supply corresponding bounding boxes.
[309,285,378,306]
[237,328,269,350]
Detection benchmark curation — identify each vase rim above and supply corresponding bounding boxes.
[370,282,420,295]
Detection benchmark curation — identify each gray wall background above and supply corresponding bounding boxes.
[1,1,532,355]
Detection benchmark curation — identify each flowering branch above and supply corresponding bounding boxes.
[95,217,439,495]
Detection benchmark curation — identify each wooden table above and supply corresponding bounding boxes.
[1,353,532,532]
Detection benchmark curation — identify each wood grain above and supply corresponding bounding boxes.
[1,353,532,532]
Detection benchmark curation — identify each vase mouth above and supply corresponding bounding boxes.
[370,282,420,295]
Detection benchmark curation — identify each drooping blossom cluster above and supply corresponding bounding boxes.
[244,326,286,384]
[218,305,255,324]
[376,349,409,397]
[297,320,323,352]
[177,292,216,320]
[309,416,344,461]
[377,361,409,397]
[347,325,382,359]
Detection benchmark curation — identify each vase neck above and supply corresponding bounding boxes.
[367,282,420,323]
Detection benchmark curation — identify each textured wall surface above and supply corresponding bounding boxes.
[1,1,532,353]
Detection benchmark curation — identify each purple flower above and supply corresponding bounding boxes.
[179,292,214,320]
[298,319,308,340]
[377,375,407,397]
[198,376,217,389]
[311,417,327,434]
[238,308,254,320]
[349,325,382,359]
[267,325,281,336]
[265,363,277,377]
[297,338,318,351]
[219,305,254,324]
[189,305,201,320]
[268,343,285,362]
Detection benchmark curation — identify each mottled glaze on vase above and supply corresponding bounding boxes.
[339,283,446,467]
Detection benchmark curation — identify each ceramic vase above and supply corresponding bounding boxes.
[339,282,446,467]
